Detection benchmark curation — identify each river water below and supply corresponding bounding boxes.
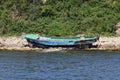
[0,50,120,80]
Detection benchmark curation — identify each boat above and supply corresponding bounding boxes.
[25,38,78,47]
[23,34,99,41]
[23,33,99,48]
[25,37,99,48]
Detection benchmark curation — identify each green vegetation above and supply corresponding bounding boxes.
[0,0,120,36]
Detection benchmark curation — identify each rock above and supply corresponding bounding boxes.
[0,43,4,47]
[116,28,120,35]
[41,0,46,4]
[1,37,28,48]
[17,37,29,47]
[115,22,120,35]
[115,22,120,29]
[0,37,5,47]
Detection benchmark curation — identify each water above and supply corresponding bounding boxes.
[0,50,120,80]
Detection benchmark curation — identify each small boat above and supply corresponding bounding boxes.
[25,36,99,48]
[23,33,99,48]
[25,38,78,47]
[23,34,99,41]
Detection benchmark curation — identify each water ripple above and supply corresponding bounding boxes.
[0,50,120,80]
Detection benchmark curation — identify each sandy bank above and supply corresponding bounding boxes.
[0,36,120,50]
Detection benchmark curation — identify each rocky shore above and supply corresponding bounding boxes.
[92,36,120,50]
[0,36,38,50]
[0,36,120,51]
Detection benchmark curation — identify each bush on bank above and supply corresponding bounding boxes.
[0,0,120,36]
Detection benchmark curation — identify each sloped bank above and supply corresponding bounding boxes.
[0,36,120,50]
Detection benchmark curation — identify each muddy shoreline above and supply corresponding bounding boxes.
[0,36,120,51]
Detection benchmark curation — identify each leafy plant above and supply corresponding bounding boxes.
[0,0,120,36]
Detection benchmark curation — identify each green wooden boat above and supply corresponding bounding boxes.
[23,34,99,41]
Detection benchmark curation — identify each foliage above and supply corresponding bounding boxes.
[0,0,120,36]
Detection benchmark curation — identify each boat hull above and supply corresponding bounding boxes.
[25,37,99,48]
[23,34,99,41]
[26,38,78,47]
